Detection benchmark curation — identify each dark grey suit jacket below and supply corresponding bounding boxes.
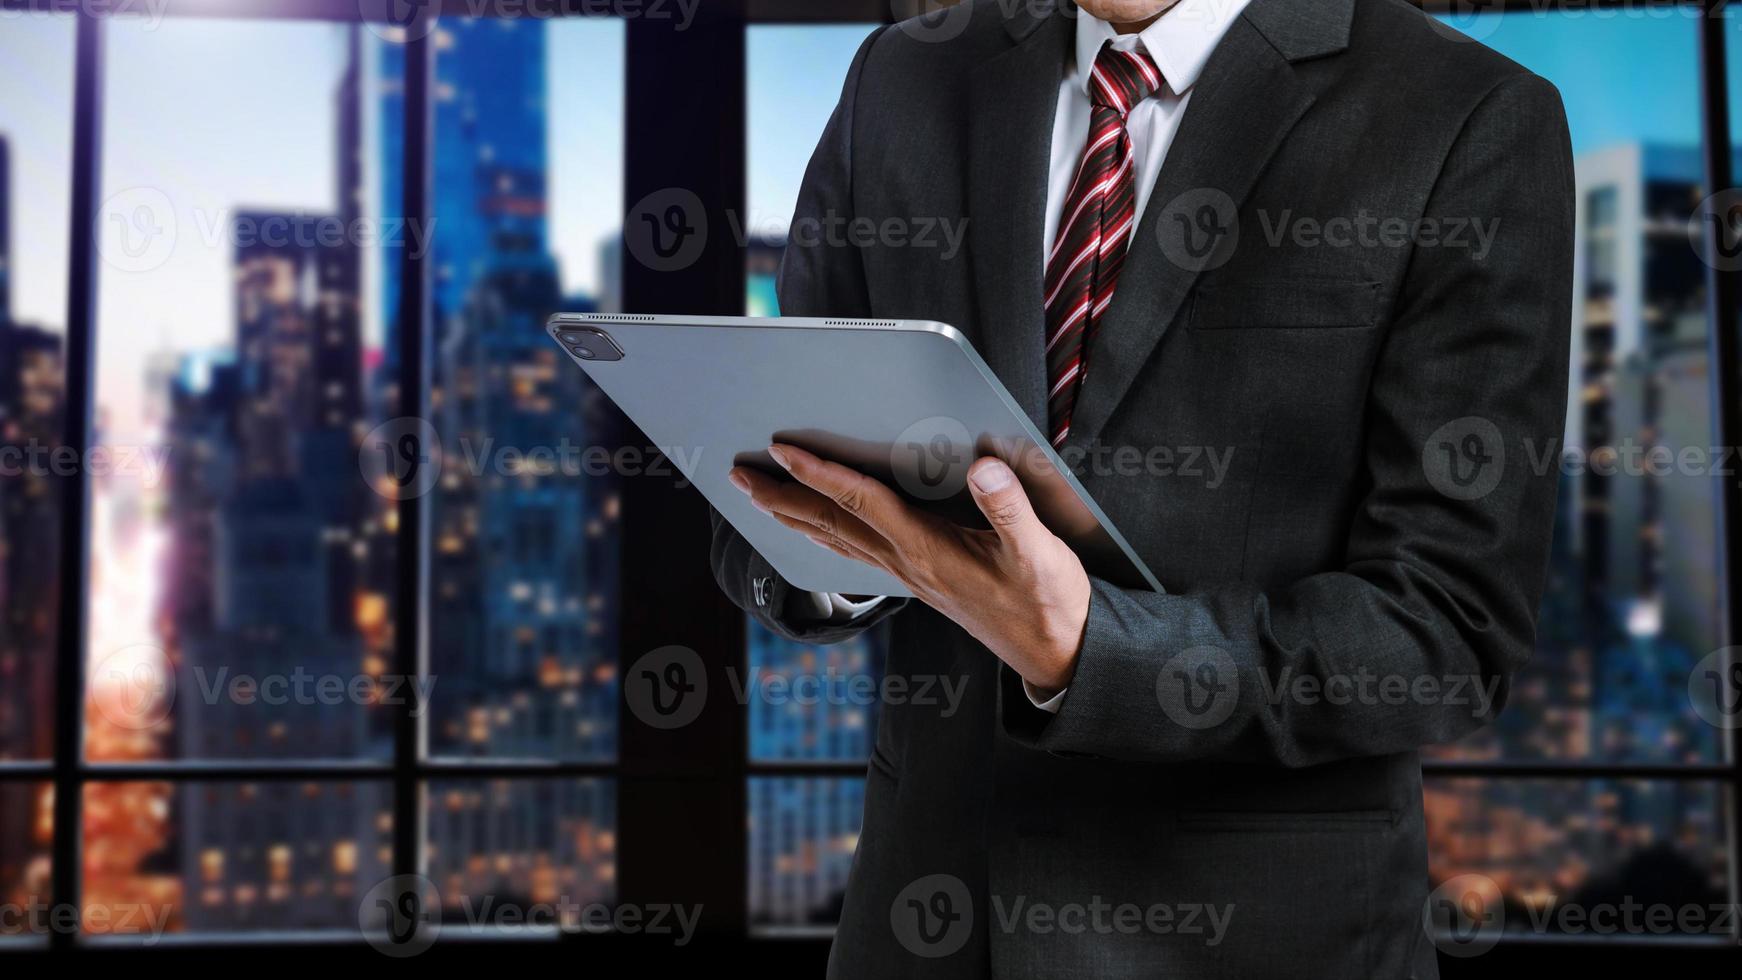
[710,0,1573,975]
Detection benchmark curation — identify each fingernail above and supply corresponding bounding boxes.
[728,470,751,494]
[970,460,1012,493]
[767,446,792,470]
[806,534,831,549]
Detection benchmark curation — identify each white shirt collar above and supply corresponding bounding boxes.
[1073,0,1252,97]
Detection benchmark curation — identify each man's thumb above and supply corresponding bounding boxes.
[968,458,1042,544]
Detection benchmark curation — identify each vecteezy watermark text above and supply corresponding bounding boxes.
[0,898,174,943]
[724,209,969,261]
[990,896,1235,944]
[452,437,700,487]
[725,666,969,718]
[0,441,172,486]
[1256,209,1500,260]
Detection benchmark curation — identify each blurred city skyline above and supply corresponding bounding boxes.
[0,2,1738,942]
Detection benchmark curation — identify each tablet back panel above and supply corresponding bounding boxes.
[547,313,1160,598]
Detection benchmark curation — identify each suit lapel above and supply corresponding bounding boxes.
[1062,8,1345,454]
[967,4,1073,430]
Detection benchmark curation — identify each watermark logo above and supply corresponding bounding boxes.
[1424,873,1505,958]
[1688,646,1742,730]
[360,0,441,42]
[624,644,708,729]
[360,416,443,501]
[893,0,976,43]
[891,416,975,502]
[1155,188,1239,273]
[89,644,175,732]
[97,187,177,274]
[625,187,708,273]
[1691,189,1742,272]
[1422,416,1505,501]
[891,873,974,958]
[360,874,443,958]
[1156,645,1238,730]
[1427,1,1504,43]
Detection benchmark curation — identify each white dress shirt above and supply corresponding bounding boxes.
[807,0,1251,714]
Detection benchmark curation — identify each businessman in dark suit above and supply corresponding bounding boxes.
[713,0,1572,975]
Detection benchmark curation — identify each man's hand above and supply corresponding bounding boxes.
[727,443,1091,696]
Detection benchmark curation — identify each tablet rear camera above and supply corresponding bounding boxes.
[558,328,623,362]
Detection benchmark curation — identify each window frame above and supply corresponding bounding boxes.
[0,0,1733,961]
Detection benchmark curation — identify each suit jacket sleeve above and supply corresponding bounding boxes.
[1002,73,1575,767]
[708,24,909,644]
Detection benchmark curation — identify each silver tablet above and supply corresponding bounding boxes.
[547,313,1161,599]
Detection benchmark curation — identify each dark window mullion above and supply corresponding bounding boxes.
[1698,0,1742,936]
[0,763,53,777]
[616,4,750,940]
[1420,760,1736,780]
[48,10,103,953]
[37,762,1728,782]
[395,12,435,894]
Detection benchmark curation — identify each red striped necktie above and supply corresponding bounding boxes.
[1044,42,1163,447]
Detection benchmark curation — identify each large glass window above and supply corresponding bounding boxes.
[85,780,392,936]
[80,16,395,935]
[0,782,50,939]
[69,11,628,940]
[404,16,625,764]
[0,11,74,947]
[1427,8,1733,946]
[0,11,74,764]
[744,22,883,933]
[92,18,390,763]
[424,778,615,934]
[1434,11,1715,767]
[1425,778,1729,938]
[748,777,863,932]
[6,0,1738,961]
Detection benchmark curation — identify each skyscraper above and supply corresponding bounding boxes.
[319,29,365,437]
[378,21,619,764]
[370,20,623,921]
[0,320,60,762]
[377,18,555,353]
[0,129,61,935]
[1566,143,1717,741]
[0,130,61,763]
[0,317,61,939]
[1422,140,1730,928]
[158,30,386,931]
[0,136,10,321]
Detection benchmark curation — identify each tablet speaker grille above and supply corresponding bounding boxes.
[571,313,657,322]
[823,319,899,328]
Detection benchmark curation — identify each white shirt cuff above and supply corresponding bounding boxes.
[1022,679,1068,714]
[800,591,886,624]
[829,593,885,619]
